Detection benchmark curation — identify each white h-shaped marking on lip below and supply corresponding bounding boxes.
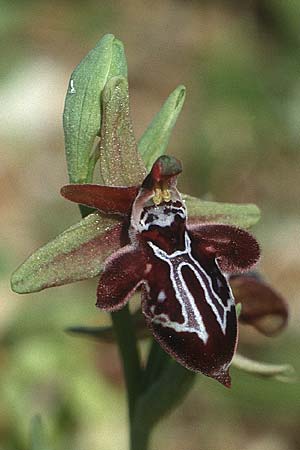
[139,205,186,232]
[147,232,235,341]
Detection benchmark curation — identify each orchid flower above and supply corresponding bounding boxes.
[11,35,290,400]
[59,154,260,386]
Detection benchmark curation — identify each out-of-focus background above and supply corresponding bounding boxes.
[1,1,300,449]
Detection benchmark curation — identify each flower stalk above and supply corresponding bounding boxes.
[111,306,143,424]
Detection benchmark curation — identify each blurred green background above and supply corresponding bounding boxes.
[1,1,300,449]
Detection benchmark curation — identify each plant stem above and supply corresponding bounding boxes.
[130,423,151,450]
[111,305,147,449]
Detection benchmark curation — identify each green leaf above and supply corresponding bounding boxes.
[67,308,149,343]
[142,339,170,389]
[29,415,49,450]
[184,194,261,228]
[133,359,195,433]
[138,85,186,171]
[63,34,127,184]
[99,76,146,186]
[232,353,296,383]
[67,324,116,342]
[11,213,122,293]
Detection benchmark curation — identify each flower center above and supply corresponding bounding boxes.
[153,186,171,205]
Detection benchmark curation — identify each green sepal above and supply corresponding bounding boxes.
[11,213,122,293]
[99,76,146,186]
[138,85,186,171]
[63,34,127,184]
[184,194,261,228]
[29,415,50,450]
[232,353,296,383]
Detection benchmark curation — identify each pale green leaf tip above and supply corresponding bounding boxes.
[138,84,186,170]
[232,353,296,383]
[106,39,128,81]
[104,32,115,39]
[112,38,124,56]
[11,268,39,294]
[70,33,115,75]
[173,84,186,108]
[11,270,23,293]
[102,75,128,102]
[92,33,116,49]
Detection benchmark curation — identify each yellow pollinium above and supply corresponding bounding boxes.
[162,188,171,202]
[153,187,171,205]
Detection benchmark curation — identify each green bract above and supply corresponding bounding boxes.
[138,85,186,171]
[99,76,146,186]
[63,34,127,183]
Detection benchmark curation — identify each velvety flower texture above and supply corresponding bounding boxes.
[61,155,261,387]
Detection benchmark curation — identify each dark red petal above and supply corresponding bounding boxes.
[61,184,139,215]
[188,224,260,273]
[141,247,237,387]
[230,273,288,336]
[96,245,147,311]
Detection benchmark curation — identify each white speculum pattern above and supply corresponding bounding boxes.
[148,232,235,344]
[138,204,186,232]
